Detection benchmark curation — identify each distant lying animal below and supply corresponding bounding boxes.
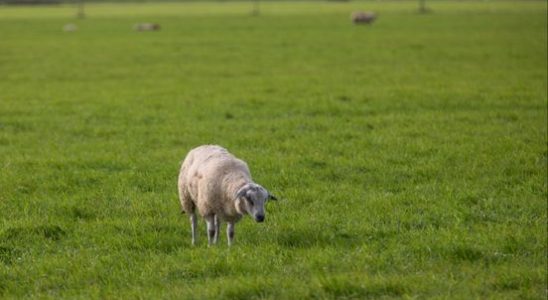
[133,23,161,31]
[63,23,78,32]
[178,145,277,246]
[351,11,377,25]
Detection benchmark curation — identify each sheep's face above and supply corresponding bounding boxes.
[235,183,270,223]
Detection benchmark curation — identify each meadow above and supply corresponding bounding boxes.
[0,1,546,298]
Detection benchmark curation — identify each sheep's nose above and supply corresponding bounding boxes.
[256,215,264,222]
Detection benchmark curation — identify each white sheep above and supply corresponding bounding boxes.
[351,11,377,25]
[178,145,277,246]
[62,23,78,32]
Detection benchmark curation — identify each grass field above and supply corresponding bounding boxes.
[0,1,546,298]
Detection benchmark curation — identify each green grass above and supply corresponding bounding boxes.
[0,1,546,298]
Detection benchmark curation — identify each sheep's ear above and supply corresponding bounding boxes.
[235,186,249,199]
[268,193,278,201]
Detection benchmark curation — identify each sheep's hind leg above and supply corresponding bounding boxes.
[205,215,215,246]
[213,215,220,244]
[227,222,235,246]
[190,212,197,246]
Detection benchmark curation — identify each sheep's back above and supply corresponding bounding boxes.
[183,145,242,178]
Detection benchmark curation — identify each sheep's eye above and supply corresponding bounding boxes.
[246,198,254,206]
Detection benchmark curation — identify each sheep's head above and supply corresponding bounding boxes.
[235,183,277,222]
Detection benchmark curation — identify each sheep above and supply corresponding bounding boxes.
[133,23,161,32]
[62,23,78,32]
[351,11,377,25]
[178,145,277,246]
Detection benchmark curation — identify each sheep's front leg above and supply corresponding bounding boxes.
[205,215,215,246]
[213,215,220,244]
[190,212,197,246]
[227,222,235,246]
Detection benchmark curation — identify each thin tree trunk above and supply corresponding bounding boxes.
[252,0,260,16]
[418,0,428,13]
[77,0,85,19]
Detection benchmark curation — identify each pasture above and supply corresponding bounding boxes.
[0,1,546,298]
